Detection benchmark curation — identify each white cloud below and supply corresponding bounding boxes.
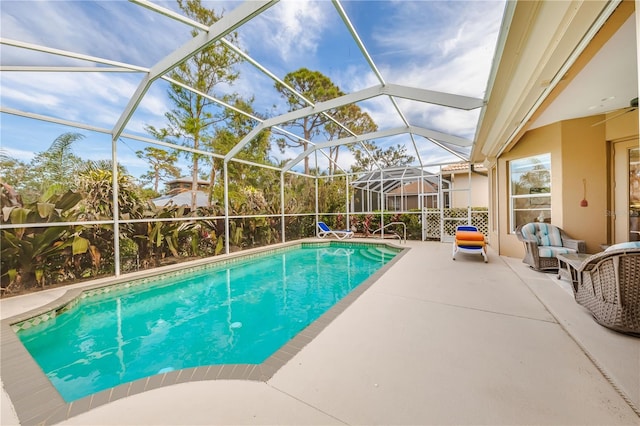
[337,1,504,151]
[1,146,36,162]
[374,2,504,97]
[1,1,189,67]
[238,0,329,65]
[1,85,61,109]
[0,71,153,128]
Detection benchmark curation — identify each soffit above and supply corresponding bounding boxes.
[472,0,615,163]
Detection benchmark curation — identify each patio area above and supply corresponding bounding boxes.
[1,240,639,425]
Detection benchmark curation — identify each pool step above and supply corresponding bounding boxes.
[375,246,400,256]
[359,247,397,262]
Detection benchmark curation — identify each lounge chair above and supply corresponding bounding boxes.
[574,244,640,335]
[452,225,488,263]
[317,221,354,240]
[515,223,586,271]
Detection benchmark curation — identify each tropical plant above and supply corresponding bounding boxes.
[76,160,143,220]
[21,132,86,203]
[0,150,27,194]
[0,191,88,291]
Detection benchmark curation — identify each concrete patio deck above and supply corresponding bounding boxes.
[1,240,639,425]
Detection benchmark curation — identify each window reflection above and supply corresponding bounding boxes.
[509,153,551,231]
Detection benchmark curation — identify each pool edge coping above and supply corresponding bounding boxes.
[1,239,409,426]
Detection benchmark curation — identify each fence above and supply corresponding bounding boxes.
[423,208,489,240]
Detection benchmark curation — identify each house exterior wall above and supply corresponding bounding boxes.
[475,0,637,259]
[495,113,639,258]
[560,116,609,254]
[449,172,489,208]
[381,172,488,211]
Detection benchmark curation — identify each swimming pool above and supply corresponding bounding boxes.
[15,241,402,402]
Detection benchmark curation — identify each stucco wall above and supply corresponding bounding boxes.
[495,112,639,258]
[451,172,489,208]
[560,117,608,253]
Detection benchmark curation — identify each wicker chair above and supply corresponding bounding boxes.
[515,223,586,271]
[574,248,640,335]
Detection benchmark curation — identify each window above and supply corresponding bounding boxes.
[510,154,551,231]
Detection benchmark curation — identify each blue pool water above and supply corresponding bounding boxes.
[17,243,399,402]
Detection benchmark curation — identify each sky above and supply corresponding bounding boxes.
[0,0,506,182]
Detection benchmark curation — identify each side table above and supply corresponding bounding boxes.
[556,252,591,294]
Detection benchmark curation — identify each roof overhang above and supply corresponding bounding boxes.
[472,0,635,164]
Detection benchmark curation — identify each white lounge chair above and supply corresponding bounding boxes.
[317,221,354,240]
[452,225,488,263]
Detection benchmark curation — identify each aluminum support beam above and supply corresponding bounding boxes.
[0,66,139,72]
[111,0,277,141]
[282,126,473,172]
[259,84,483,134]
[0,39,148,72]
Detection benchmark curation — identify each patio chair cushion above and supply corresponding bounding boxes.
[605,241,640,252]
[521,223,563,247]
[538,246,576,258]
[516,223,585,272]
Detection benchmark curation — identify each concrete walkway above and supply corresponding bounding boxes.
[2,241,639,425]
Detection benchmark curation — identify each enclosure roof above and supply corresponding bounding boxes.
[1,1,508,179]
[351,166,440,193]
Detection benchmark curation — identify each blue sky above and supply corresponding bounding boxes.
[0,0,506,181]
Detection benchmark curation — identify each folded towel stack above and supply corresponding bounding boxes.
[455,230,485,247]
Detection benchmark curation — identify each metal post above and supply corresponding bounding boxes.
[345,174,350,230]
[315,151,319,235]
[420,168,425,241]
[223,161,230,254]
[439,166,444,242]
[280,171,285,242]
[379,169,384,238]
[315,174,319,235]
[112,136,120,276]
[467,163,472,226]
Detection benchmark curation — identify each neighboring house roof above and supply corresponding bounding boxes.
[152,190,210,208]
[166,177,210,186]
[386,180,438,195]
[441,163,487,173]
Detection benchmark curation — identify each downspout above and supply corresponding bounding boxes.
[471,164,488,177]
